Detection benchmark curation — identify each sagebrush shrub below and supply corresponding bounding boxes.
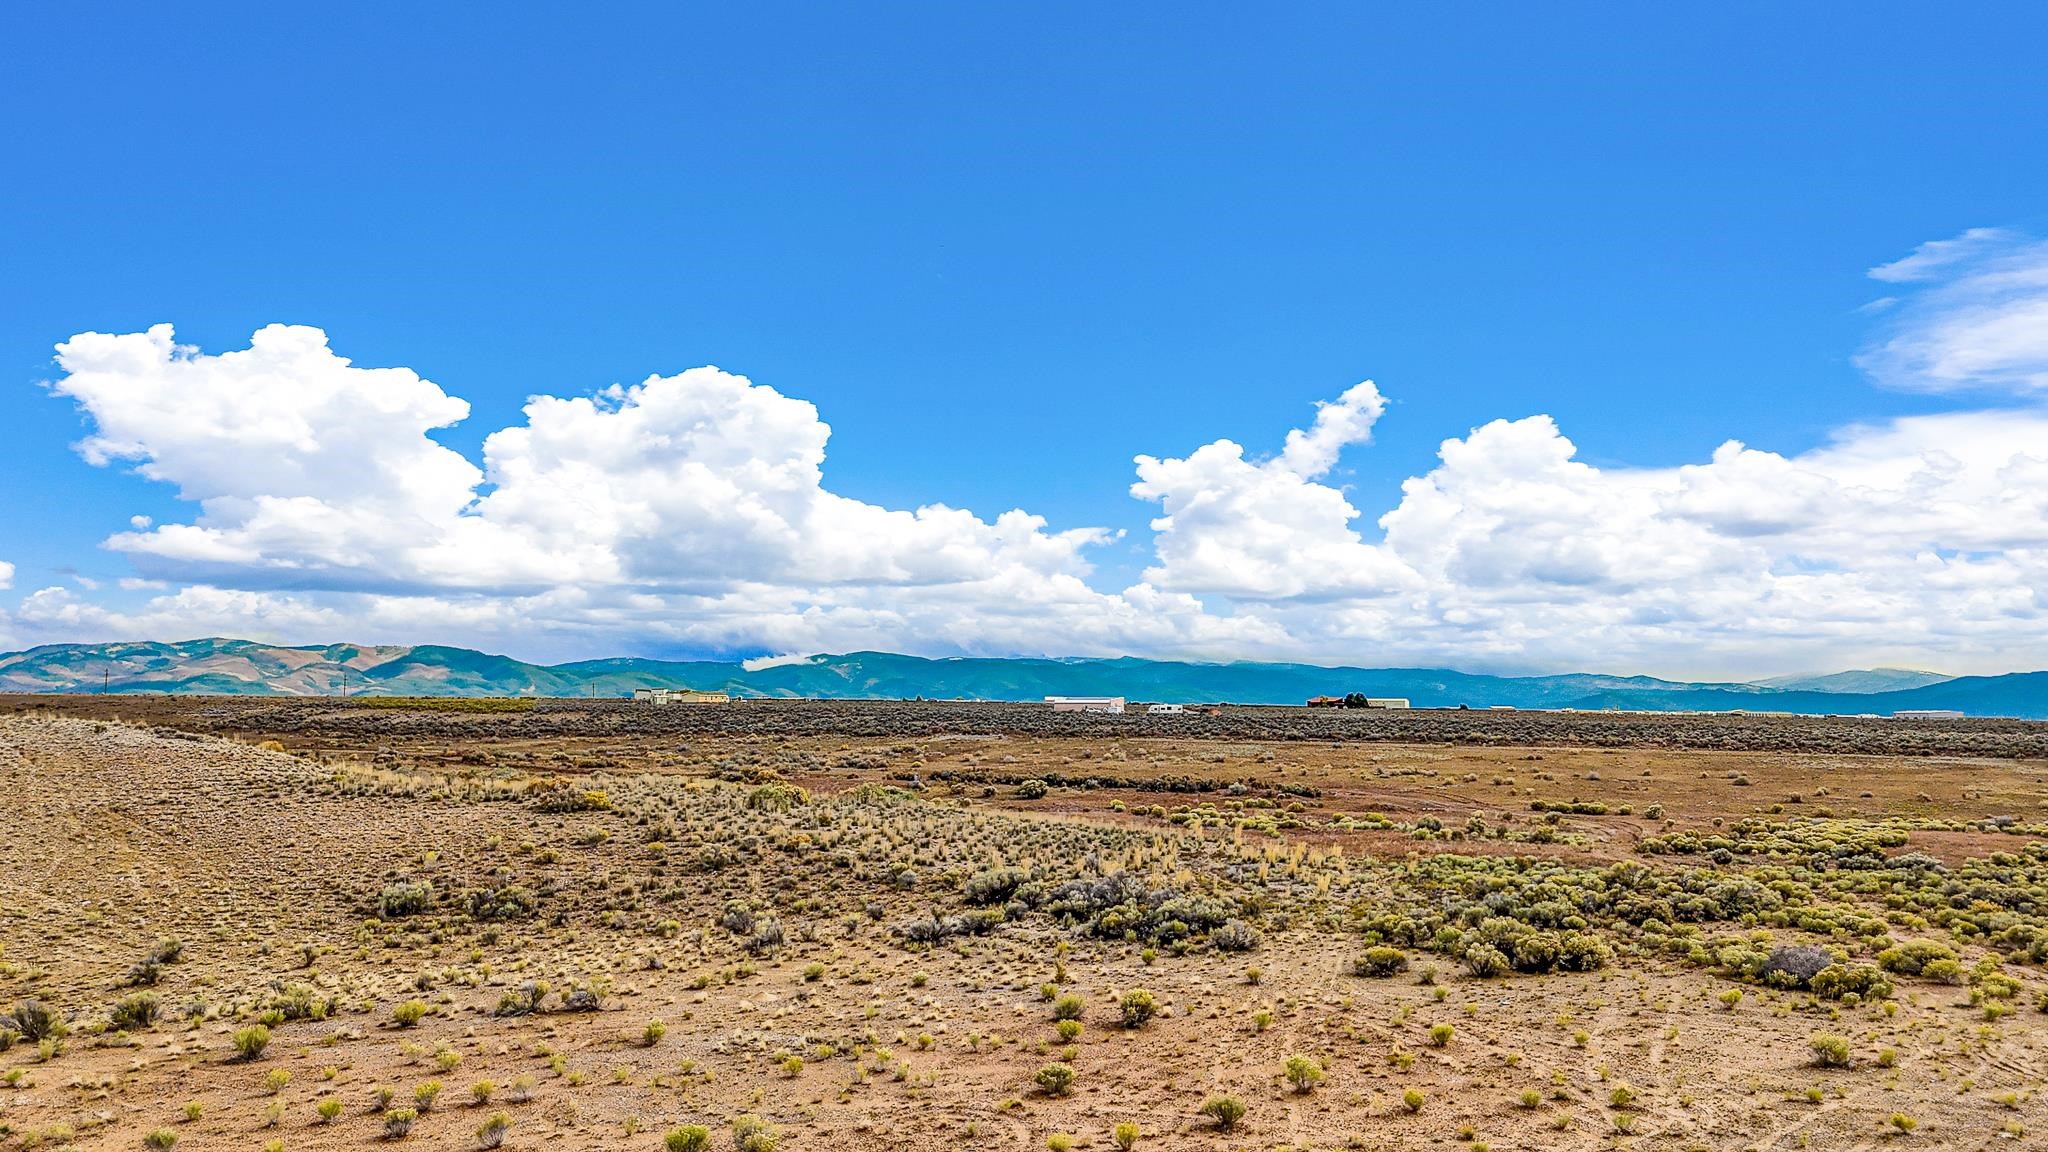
[664,1125,710,1152]
[1463,944,1510,978]
[1209,919,1261,953]
[1283,1055,1324,1093]
[1035,1062,1076,1096]
[231,1025,271,1061]
[732,1113,778,1152]
[1119,989,1157,1028]
[1760,945,1834,989]
[1354,946,1408,977]
[5,1001,60,1043]
[475,1111,511,1149]
[1200,1095,1246,1131]
[377,880,433,919]
[1809,1033,1851,1068]
[111,992,160,1030]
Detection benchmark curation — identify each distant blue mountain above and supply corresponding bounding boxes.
[1755,668,1953,693]
[1,639,2040,718]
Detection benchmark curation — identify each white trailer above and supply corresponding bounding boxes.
[1046,696,1125,714]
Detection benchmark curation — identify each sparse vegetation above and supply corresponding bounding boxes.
[1200,1095,1247,1131]
[1035,1062,1077,1096]
[5,698,2048,1152]
[231,1025,271,1061]
[665,1125,711,1152]
[1119,988,1158,1028]
[1810,1033,1852,1067]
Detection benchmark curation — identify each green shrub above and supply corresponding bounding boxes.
[964,866,1032,905]
[1922,958,1965,984]
[1876,940,1956,977]
[1052,993,1086,1022]
[463,884,537,922]
[1462,944,1510,979]
[377,880,434,919]
[732,1114,778,1152]
[475,1111,511,1149]
[1810,964,1893,1002]
[1809,1033,1851,1068]
[111,992,161,1030]
[1200,1095,1246,1131]
[231,1025,271,1061]
[392,1000,429,1028]
[1353,947,1408,977]
[1283,1055,1324,1093]
[1035,1062,1077,1096]
[664,1125,710,1152]
[1119,989,1158,1028]
[745,782,808,812]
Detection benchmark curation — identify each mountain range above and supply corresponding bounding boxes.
[0,638,2038,718]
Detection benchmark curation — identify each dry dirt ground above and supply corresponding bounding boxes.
[4,700,2048,1151]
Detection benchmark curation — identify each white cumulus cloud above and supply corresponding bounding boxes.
[1132,382,1417,600]
[19,227,2048,676]
[49,325,1113,599]
[35,324,1271,662]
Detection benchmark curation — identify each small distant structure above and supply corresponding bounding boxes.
[1488,704,1517,711]
[1893,709,1965,720]
[1146,703,1184,715]
[1046,695,1124,714]
[1308,693,1411,709]
[633,687,731,705]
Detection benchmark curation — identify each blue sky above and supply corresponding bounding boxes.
[4,3,2048,676]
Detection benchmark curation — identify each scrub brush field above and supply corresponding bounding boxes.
[4,697,2048,1151]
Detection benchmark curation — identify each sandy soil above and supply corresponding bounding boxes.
[3,705,2047,1151]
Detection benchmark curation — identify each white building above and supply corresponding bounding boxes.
[1893,709,1965,720]
[1046,696,1125,714]
[1146,703,1184,715]
[1364,698,1410,710]
[632,687,731,705]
